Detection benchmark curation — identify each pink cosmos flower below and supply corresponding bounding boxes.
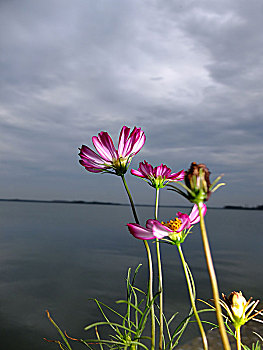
[79,126,146,175]
[127,204,207,242]
[131,161,184,189]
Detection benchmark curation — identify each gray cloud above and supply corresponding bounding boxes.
[0,0,262,206]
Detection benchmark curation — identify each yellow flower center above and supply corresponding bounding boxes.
[112,157,128,168]
[161,218,182,232]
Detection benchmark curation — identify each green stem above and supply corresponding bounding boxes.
[155,188,159,220]
[236,326,241,350]
[197,202,231,350]
[177,244,208,350]
[144,239,155,350]
[121,175,140,225]
[155,188,163,350]
[121,175,155,350]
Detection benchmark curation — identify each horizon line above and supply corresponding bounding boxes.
[0,198,262,210]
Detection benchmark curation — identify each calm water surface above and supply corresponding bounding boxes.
[0,202,262,349]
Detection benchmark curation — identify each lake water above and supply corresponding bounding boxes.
[0,201,262,349]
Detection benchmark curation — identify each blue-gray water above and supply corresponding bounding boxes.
[0,202,262,349]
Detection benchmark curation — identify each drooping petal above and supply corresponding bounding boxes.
[127,223,155,240]
[79,162,105,173]
[130,169,145,178]
[79,145,111,172]
[79,157,108,170]
[79,145,107,165]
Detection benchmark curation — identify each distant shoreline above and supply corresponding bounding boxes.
[0,198,262,210]
[0,198,189,208]
[224,204,263,210]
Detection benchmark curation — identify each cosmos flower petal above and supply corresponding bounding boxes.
[189,203,207,225]
[155,164,166,177]
[148,220,173,239]
[118,127,146,158]
[79,158,104,168]
[130,169,145,177]
[145,219,159,230]
[163,166,172,177]
[92,132,117,161]
[79,163,105,173]
[127,223,155,240]
[128,127,146,155]
[118,126,131,157]
[79,145,111,172]
[176,212,191,231]
[139,161,154,177]
[79,145,106,165]
[169,169,185,181]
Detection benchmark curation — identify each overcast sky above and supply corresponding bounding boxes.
[0,0,262,207]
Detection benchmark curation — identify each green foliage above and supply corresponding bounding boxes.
[45,265,193,350]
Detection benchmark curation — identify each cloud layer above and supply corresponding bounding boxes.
[0,0,262,206]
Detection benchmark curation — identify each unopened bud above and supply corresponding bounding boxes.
[184,162,211,203]
[223,291,247,321]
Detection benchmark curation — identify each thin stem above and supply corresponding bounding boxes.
[121,175,155,350]
[144,239,155,350]
[46,310,73,350]
[155,188,163,350]
[197,202,231,350]
[155,187,159,220]
[95,326,104,350]
[121,175,140,225]
[177,244,208,350]
[236,326,241,350]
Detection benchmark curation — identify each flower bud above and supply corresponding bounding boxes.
[222,291,247,321]
[184,162,211,203]
[219,291,263,331]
